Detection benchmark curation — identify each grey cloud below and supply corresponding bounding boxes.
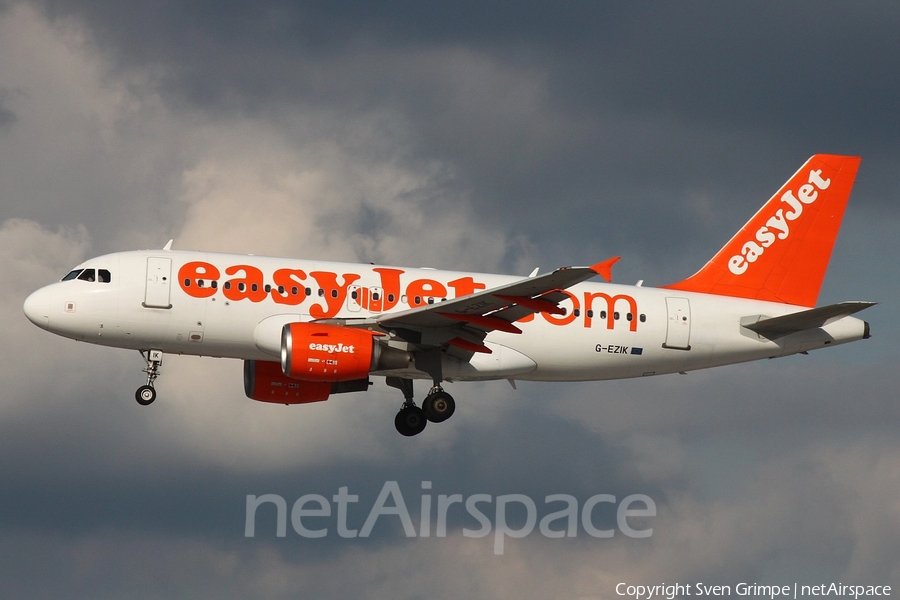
[0,89,15,131]
[3,2,899,598]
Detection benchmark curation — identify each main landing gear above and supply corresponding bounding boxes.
[387,377,456,437]
[135,349,163,406]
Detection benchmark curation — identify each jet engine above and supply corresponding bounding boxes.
[281,322,411,382]
[243,359,331,404]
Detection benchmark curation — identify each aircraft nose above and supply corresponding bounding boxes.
[23,288,51,329]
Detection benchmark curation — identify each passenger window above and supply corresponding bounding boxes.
[62,269,83,281]
[77,269,96,282]
[98,269,111,283]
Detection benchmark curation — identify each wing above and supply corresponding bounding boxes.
[311,257,618,356]
[369,257,619,354]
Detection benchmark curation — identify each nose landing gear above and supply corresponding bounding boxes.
[135,350,163,406]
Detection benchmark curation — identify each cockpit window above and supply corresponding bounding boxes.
[62,268,111,282]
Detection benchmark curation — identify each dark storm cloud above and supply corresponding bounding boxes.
[34,0,900,277]
[34,1,900,157]
[0,386,654,544]
[0,374,674,600]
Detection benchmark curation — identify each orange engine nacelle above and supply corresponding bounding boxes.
[281,322,401,382]
[243,359,331,404]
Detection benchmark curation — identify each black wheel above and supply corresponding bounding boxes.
[394,406,427,436]
[422,391,455,423]
[135,385,156,406]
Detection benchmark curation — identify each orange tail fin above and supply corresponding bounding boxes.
[663,154,861,307]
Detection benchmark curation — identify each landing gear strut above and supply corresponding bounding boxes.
[386,377,456,436]
[135,349,163,406]
[387,377,426,437]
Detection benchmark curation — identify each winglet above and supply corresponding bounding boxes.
[590,256,621,282]
[163,239,174,251]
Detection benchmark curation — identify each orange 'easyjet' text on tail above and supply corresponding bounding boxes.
[663,154,861,307]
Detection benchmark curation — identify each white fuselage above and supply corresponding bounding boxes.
[23,250,868,383]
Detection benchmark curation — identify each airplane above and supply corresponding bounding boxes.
[23,154,874,436]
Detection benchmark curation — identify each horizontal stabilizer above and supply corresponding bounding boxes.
[742,301,876,336]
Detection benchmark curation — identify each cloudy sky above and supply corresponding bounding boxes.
[1,1,899,598]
